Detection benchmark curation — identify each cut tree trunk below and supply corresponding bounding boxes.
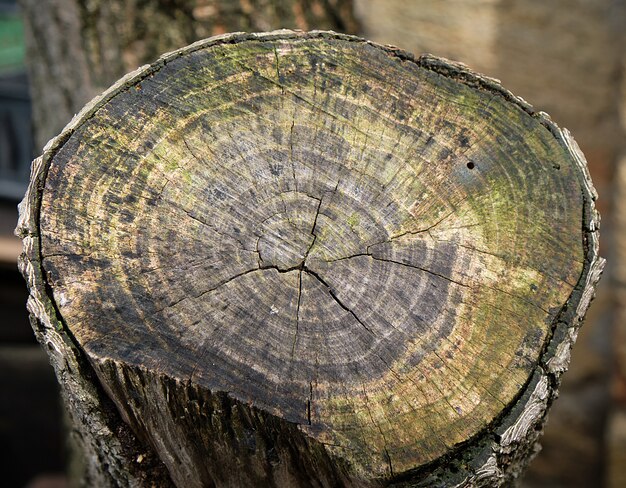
[17,31,603,487]
[18,0,360,151]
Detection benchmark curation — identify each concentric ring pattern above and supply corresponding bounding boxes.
[39,35,584,475]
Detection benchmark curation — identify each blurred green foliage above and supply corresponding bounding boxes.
[0,12,25,73]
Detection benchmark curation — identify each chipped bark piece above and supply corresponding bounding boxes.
[17,31,603,487]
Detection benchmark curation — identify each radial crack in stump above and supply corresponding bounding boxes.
[18,31,603,487]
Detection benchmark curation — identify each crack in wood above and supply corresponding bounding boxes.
[228,52,372,139]
[273,45,284,95]
[388,209,457,241]
[324,251,553,316]
[289,118,297,192]
[359,379,394,477]
[291,270,303,360]
[307,380,313,426]
[302,266,375,336]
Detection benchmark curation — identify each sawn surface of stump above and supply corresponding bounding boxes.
[18,31,603,487]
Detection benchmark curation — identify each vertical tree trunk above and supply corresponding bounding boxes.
[17,30,603,487]
[18,0,359,150]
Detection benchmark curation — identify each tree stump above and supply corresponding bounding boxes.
[17,31,604,487]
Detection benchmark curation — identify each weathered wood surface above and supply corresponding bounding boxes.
[17,30,603,487]
[18,0,360,150]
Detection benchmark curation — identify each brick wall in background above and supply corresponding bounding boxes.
[354,1,624,486]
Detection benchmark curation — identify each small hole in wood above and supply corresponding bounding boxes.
[466,161,475,169]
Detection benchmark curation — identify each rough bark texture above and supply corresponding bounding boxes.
[17,31,602,487]
[18,0,360,151]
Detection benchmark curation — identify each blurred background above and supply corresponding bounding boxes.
[1,0,624,486]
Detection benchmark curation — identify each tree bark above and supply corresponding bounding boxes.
[17,30,603,487]
[18,0,360,151]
